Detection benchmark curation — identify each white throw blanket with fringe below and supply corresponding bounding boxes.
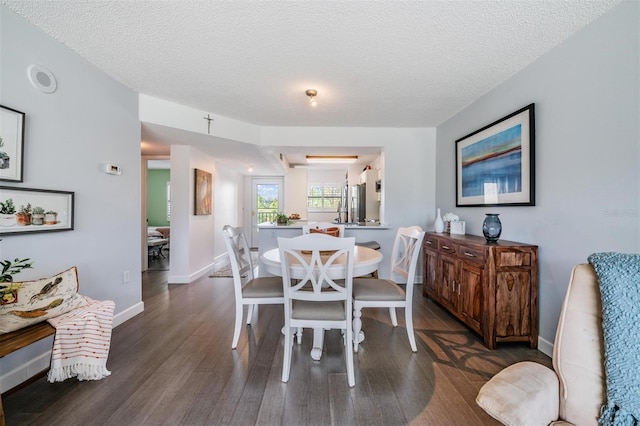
[46,297,115,383]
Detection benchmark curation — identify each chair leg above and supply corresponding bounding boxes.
[405,307,417,352]
[246,304,256,324]
[353,305,362,353]
[282,323,293,383]
[389,307,398,327]
[296,327,303,344]
[232,304,243,349]
[345,325,355,387]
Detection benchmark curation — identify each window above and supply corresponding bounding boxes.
[308,183,342,211]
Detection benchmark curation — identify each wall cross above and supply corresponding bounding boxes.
[203,114,214,134]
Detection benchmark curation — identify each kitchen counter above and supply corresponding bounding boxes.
[256,222,390,274]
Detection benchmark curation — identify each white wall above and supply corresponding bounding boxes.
[167,145,218,283]
[0,7,142,390]
[284,167,307,219]
[435,1,640,351]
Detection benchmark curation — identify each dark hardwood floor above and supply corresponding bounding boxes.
[3,265,551,425]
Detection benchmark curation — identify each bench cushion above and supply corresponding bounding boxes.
[0,266,88,334]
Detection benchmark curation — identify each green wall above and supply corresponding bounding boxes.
[147,169,170,226]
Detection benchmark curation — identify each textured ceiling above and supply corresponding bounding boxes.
[1,0,621,172]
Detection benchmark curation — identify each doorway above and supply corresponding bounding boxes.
[250,177,284,248]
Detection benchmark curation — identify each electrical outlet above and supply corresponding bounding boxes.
[123,270,130,283]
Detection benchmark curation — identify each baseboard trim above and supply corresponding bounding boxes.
[168,260,217,284]
[113,301,144,327]
[537,335,554,358]
[0,350,52,393]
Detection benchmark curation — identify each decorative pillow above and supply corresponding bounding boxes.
[0,266,88,334]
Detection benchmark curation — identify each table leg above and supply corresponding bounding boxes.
[310,328,324,361]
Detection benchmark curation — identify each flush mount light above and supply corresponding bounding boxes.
[305,89,318,106]
[306,155,358,164]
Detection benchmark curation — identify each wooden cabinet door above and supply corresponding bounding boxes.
[495,270,532,338]
[459,261,483,334]
[423,249,438,298]
[439,255,458,312]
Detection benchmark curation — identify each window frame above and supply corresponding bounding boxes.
[307,182,343,212]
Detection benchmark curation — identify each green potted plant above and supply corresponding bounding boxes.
[0,255,33,305]
[0,198,16,227]
[16,203,32,226]
[44,210,58,225]
[274,212,289,225]
[32,206,45,225]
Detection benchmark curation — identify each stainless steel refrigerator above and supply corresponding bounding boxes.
[350,184,366,223]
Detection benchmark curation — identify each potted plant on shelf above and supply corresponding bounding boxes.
[32,206,45,225]
[16,203,32,226]
[274,212,289,225]
[0,198,16,227]
[44,210,58,225]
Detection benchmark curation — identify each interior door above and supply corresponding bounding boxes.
[250,177,284,248]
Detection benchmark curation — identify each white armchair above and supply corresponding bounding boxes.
[476,264,605,425]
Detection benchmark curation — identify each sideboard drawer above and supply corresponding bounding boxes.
[438,240,457,256]
[458,244,486,263]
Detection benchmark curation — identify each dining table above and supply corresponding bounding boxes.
[260,245,383,360]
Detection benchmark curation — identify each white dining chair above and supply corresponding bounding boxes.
[278,233,357,387]
[302,222,345,237]
[222,225,285,350]
[352,226,426,353]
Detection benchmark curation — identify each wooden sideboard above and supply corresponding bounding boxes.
[422,232,538,349]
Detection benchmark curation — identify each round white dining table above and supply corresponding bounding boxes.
[260,245,383,279]
[260,245,383,361]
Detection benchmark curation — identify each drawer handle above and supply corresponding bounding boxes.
[442,245,450,250]
[464,252,476,257]
[426,241,432,245]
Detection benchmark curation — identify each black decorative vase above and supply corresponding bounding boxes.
[482,213,502,243]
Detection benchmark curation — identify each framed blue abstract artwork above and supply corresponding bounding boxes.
[456,104,535,207]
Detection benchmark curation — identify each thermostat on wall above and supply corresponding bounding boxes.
[105,163,122,175]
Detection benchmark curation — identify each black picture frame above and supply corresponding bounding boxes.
[456,104,535,207]
[0,105,25,183]
[0,186,74,235]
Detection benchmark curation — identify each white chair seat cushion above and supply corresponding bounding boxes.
[476,361,560,426]
[292,300,345,321]
[241,277,283,298]
[353,278,405,301]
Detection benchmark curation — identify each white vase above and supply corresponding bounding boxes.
[434,208,444,233]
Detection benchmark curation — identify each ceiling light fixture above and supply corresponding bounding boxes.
[305,89,318,106]
[306,155,358,164]
[248,165,254,173]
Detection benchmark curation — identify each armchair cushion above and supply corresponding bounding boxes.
[476,361,560,426]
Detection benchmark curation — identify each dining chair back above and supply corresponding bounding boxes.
[222,225,284,350]
[353,225,426,352]
[302,222,345,237]
[278,233,357,387]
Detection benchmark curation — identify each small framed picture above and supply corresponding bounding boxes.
[450,221,466,235]
[0,105,25,182]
